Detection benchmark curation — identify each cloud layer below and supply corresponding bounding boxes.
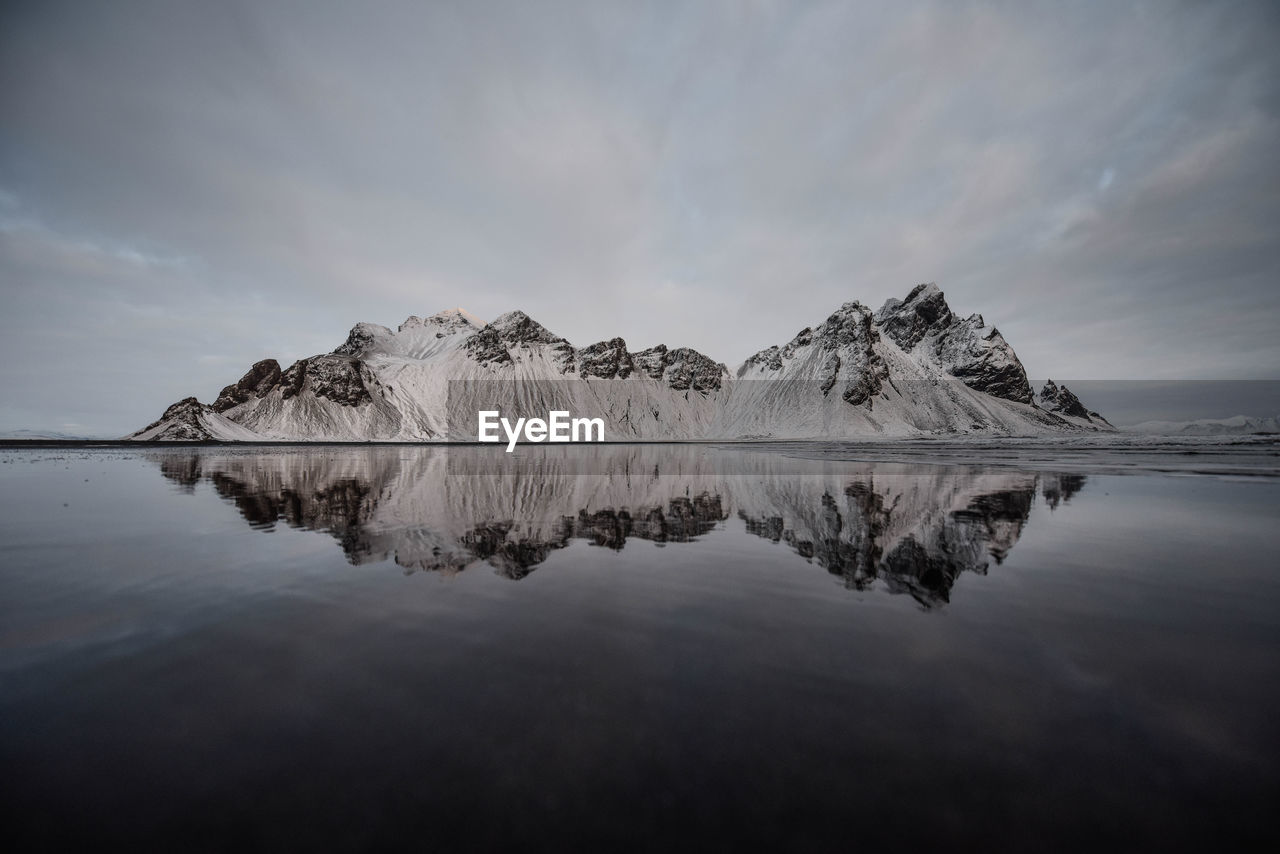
[2,0,1278,434]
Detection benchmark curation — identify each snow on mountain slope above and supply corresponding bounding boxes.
[129,284,1112,441]
[126,397,268,441]
[720,285,1086,437]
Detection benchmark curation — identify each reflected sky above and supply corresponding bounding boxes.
[1,445,1277,850]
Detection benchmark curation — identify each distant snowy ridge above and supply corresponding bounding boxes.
[0,429,93,440]
[1124,414,1280,436]
[127,285,1114,441]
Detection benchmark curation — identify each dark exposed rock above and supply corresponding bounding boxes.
[631,345,670,380]
[628,345,727,391]
[578,337,634,379]
[877,285,1033,404]
[279,355,373,406]
[1038,379,1091,419]
[279,359,307,399]
[212,359,281,412]
[664,347,726,392]
[333,323,391,357]
[493,311,576,373]
[132,397,215,441]
[548,341,576,374]
[817,300,878,347]
[947,325,1034,403]
[472,311,575,373]
[819,353,840,396]
[811,303,887,407]
[464,327,513,367]
[842,367,882,406]
[160,397,204,421]
[876,283,954,350]
[740,345,783,375]
[491,310,563,346]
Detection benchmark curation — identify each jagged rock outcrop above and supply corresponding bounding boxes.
[128,397,262,441]
[876,283,954,350]
[278,355,373,406]
[464,326,513,367]
[664,348,728,392]
[212,359,282,412]
[128,284,1109,441]
[490,310,575,373]
[1038,380,1111,427]
[579,338,634,379]
[1038,379,1088,418]
[875,284,1032,403]
[333,323,391,358]
[134,397,212,441]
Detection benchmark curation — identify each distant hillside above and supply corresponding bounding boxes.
[1124,415,1280,436]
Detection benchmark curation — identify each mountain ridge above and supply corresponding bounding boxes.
[127,284,1113,441]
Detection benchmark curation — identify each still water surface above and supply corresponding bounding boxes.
[2,444,1277,850]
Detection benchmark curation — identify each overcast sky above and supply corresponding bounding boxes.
[2,0,1278,435]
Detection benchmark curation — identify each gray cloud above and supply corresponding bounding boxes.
[2,0,1278,435]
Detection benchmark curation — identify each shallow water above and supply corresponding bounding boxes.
[2,444,1277,850]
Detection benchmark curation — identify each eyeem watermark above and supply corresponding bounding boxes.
[478,410,605,452]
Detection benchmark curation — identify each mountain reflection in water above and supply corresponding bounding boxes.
[152,446,1085,606]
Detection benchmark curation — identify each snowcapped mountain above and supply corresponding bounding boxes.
[127,285,1112,441]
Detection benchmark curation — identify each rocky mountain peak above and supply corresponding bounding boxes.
[278,355,373,406]
[876,282,954,350]
[333,322,393,357]
[212,359,282,412]
[578,337,634,379]
[467,311,575,373]
[427,307,484,330]
[630,344,726,392]
[161,396,205,421]
[397,308,482,334]
[631,344,669,380]
[1038,380,1090,419]
[739,345,783,374]
[489,311,564,346]
[128,282,1112,441]
[664,348,728,393]
[131,397,216,441]
[816,301,877,347]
